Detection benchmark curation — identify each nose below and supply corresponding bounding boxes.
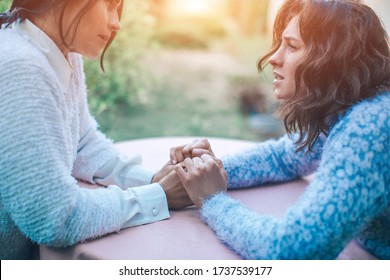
[109,11,121,32]
[268,46,283,68]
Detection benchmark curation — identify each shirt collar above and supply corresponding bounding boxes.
[14,19,72,92]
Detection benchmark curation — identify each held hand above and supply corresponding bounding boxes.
[175,154,227,208]
[170,138,215,164]
[152,160,175,183]
[159,170,193,209]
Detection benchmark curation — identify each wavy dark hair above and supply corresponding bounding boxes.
[0,0,123,71]
[259,0,390,152]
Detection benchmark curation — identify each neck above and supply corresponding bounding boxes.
[30,13,70,57]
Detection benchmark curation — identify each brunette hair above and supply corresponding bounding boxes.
[258,0,390,152]
[0,0,123,71]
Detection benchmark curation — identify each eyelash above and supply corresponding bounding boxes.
[105,0,120,6]
[288,43,297,50]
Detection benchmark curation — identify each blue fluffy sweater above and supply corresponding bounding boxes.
[201,93,390,259]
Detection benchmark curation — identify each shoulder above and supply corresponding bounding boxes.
[356,94,388,128]
[0,28,59,96]
[0,30,61,113]
[0,28,54,79]
[350,92,390,116]
[326,93,389,161]
[333,93,389,137]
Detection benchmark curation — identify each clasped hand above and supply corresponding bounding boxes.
[154,139,227,209]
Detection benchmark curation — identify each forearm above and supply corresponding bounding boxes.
[93,153,155,188]
[72,126,120,184]
[200,119,389,259]
[223,134,323,189]
[200,175,386,260]
[110,183,170,229]
[3,169,169,247]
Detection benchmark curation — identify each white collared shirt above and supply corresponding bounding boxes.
[11,19,170,228]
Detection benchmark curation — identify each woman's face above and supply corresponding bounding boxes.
[269,16,307,100]
[61,0,121,59]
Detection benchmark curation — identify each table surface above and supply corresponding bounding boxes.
[40,137,377,260]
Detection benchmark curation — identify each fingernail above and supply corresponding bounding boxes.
[172,159,177,164]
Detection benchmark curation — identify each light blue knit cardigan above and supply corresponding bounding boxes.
[0,26,134,259]
[201,93,390,259]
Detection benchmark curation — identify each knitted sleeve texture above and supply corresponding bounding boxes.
[201,93,390,259]
[222,133,324,189]
[68,53,121,184]
[0,37,126,247]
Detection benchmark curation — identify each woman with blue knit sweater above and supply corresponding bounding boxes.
[171,0,390,259]
[0,0,192,259]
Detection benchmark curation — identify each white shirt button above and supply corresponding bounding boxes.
[152,208,158,216]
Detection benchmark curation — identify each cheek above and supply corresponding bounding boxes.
[71,35,100,59]
[287,59,302,84]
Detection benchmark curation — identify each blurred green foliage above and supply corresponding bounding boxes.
[1,0,275,142]
[85,0,156,120]
[153,16,229,49]
[0,0,11,12]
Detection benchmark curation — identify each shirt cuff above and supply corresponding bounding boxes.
[128,165,155,186]
[109,183,170,228]
[94,154,155,189]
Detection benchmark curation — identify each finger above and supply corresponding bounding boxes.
[215,158,224,168]
[191,148,213,157]
[190,138,209,150]
[174,163,187,180]
[182,144,193,158]
[181,139,209,157]
[197,138,210,147]
[199,154,214,169]
[183,157,195,171]
[221,169,228,183]
[200,153,215,163]
[183,138,205,158]
[170,146,185,164]
[192,156,204,168]
[170,147,178,164]
[200,154,223,167]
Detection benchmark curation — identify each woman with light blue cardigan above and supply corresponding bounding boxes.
[170,0,390,259]
[0,0,192,259]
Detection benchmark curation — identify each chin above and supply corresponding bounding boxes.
[85,53,101,60]
[274,91,285,100]
[275,90,293,100]
[80,48,102,60]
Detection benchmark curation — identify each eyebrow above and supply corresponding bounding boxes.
[282,35,304,46]
[282,36,302,43]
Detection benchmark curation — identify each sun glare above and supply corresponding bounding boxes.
[168,0,216,16]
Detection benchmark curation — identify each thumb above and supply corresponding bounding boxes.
[174,164,187,181]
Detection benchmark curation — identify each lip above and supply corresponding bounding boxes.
[273,71,284,87]
[273,71,284,80]
[98,34,110,44]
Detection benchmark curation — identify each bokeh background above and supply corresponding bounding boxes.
[1,0,388,142]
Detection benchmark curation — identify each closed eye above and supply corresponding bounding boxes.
[105,0,121,7]
[288,43,297,50]
[283,36,303,51]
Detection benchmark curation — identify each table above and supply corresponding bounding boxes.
[40,137,377,260]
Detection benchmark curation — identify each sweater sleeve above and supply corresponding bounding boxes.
[0,55,167,247]
[69,54,157,188]
[200,96,390,259]
[73,120,158,187]
[222,133,325,189]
